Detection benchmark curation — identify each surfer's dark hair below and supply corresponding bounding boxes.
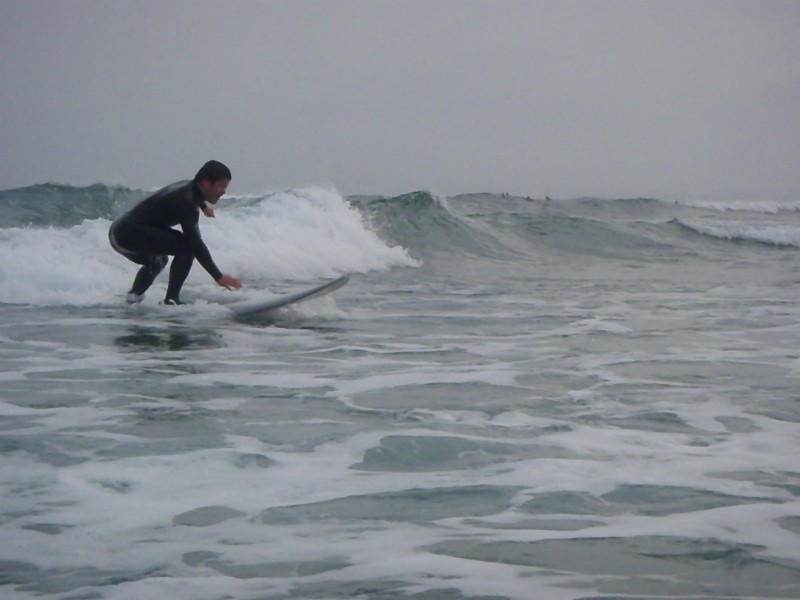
[194,160,232,183]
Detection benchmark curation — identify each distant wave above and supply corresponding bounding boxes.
[668,196,800,214]
[674,219,800,248]
[353,192,709,261]
[0,183,145,228]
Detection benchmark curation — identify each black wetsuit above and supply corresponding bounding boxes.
[109,180,223,302]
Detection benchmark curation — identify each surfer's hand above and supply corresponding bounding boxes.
[202,205,216,218]
[217,275,242,290]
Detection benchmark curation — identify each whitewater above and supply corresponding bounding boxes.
[0,183,799,599]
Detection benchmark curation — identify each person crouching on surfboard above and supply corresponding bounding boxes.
[108,160,242,305]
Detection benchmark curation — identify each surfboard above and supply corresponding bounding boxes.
[228,275,349,318]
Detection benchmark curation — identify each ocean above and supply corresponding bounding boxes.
[1,183,799,599]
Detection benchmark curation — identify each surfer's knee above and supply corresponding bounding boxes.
[147,255,168,276]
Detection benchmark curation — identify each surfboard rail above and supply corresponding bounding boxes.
[228,275,349,318]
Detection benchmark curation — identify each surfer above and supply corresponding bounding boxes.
[108,160,242,305]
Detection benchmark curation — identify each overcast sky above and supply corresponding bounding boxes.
[2,0,799,198]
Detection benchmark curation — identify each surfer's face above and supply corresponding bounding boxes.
[200,178,230,204]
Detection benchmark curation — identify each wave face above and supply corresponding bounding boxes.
[354,191,800,260]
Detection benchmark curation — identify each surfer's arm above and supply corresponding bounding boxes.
[187,224,224,281]
[179,207,240,289]
[177,205,223,280]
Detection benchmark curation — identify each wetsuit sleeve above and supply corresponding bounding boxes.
[179,206,224,282]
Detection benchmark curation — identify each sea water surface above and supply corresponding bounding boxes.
[0,184,799,599]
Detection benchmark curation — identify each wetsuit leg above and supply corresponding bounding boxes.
[130,255,168,296]
[165,246,194,302]
[110,223,194,299]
